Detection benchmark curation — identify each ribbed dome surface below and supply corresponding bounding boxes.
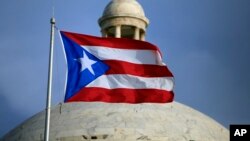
[2,102,229,141]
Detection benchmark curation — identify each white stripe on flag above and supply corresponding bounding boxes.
[86,74,174,91]
[81,46,164,65]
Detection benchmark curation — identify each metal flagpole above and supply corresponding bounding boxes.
[44,17,55,141]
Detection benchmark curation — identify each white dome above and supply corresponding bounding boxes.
[103,0,145,18]
[98,0,149,38]
[2,102,229,141]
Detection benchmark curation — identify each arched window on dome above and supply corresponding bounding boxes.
[121,25,135,39]
[106,26,116,38]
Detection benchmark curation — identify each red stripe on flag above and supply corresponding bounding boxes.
[104,60,173,77]
[62,31,162,54]
[66,88,174,103]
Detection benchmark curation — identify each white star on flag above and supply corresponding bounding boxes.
[77,51,97,75]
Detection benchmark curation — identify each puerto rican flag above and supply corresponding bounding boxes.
[59,31,174,103]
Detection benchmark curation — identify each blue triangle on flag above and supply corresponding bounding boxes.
[60,32,110,101]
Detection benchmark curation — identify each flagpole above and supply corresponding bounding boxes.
[44,17,55,141]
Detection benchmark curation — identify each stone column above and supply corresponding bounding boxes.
[134,27,140,40]
[115,25,121,38]
[140,31,146,41]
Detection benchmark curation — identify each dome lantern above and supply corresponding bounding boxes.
[98,0,149,41]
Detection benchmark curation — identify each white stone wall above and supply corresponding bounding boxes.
[1,102,229,141]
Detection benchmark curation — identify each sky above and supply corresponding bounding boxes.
[1,0,250,137]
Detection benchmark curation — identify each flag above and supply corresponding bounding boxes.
[59,30,174,103]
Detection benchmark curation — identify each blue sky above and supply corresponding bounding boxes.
[1,0,250,137]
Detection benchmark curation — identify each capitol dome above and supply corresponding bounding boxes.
[98,0,149,40]
[101,0,148,23]
[1,102,229,141]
